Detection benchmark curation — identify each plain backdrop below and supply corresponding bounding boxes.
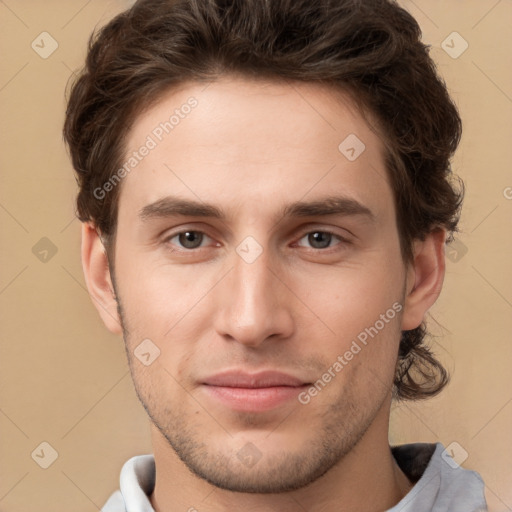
[0,0,511,511]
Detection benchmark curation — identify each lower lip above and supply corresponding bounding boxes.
[202,384,309,412]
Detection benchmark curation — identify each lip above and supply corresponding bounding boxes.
[203,370,307,388]
[201,370,310,412]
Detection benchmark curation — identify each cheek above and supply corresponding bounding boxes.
[293,261,404,339]
[129,361,187,418]
[288,260,405,395]
[116,263,220,385]
[116,260,217,336]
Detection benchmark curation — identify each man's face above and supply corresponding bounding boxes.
[110,77,408,492]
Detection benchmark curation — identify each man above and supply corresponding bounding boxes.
[63,0,487,510]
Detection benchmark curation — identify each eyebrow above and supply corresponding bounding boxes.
[281,196,375,221]
[139,197,222,221]
[138,195,375,223]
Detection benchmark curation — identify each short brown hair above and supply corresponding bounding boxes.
[63,0,463,400]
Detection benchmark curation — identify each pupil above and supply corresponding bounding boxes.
[309,232,331,249]
[179,231,202,248]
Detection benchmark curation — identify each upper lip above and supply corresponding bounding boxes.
[202,370,308,388]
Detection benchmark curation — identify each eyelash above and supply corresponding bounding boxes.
[163,229,350,252]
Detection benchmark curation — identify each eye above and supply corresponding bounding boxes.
[296,231,342,249]
[168,230,212,249]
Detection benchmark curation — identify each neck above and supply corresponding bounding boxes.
[148,407,412,512]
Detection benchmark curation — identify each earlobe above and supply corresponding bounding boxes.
[401,229,447,331]
[81,223,123,335]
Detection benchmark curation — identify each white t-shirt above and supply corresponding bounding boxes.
[101,443,488,511]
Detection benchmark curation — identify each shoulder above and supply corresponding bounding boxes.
[389,442,488,512]
[435,443,487,510]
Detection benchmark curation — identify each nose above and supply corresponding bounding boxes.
[213,247,295,348]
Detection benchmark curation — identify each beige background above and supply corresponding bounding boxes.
[0,0,511,511]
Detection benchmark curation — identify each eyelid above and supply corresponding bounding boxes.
[294,223,354,241]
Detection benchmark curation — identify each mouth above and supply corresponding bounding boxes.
[201,370,311,412]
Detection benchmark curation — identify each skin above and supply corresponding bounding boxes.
[82,77,446,511]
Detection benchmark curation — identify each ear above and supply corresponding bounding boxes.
[81,222,123,335]
[401,229,447,331]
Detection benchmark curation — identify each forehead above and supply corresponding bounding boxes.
[118,76,392,220]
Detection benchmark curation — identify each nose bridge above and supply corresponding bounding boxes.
[214,245,293,346]
[234,251,274,315]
